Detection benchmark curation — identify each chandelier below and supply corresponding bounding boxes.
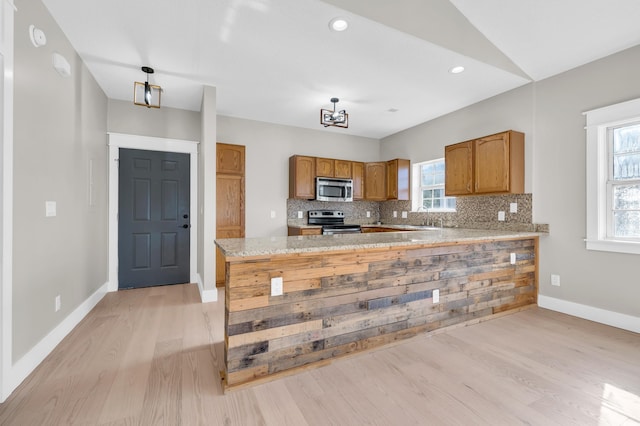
[320,97,348,128]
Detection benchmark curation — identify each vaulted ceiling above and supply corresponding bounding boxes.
[42,0,640,138]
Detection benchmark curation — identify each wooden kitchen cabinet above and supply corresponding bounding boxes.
[289,155,316,199]
[474,131,524,194]
[365,162,387,201]
[287,226,322,236]
[316,157,334,177]
[217,143,245,175]
[387,159,410,200]
[216,143,245,287]
[316,158,351,178]
[445,141,474,195]
[445,130,524,196]
[334,159,352,178]
[352,161,364,200]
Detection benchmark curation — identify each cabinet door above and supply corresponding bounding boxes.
[474,133,510,193]
[334,160,352,178]
[217,143,245,175]
[216,175,245,285]
[316,157,335,177]
[386,159,410,200]
[387,160,398,199]
[289,156,316,199]
[445,141,473,195]
[365,162,387,201]
[352,161,365,200]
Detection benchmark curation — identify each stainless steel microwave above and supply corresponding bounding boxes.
[316,177,353,202]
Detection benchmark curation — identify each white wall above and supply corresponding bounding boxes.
[382,45,640,320]
[13,1,108,360]
[217,116,380,237]
[107,99,201,141]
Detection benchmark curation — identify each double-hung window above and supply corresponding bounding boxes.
[585,98,640,254]
[412,158,456,212]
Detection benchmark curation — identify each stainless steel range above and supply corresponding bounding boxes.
[308,210,362,235]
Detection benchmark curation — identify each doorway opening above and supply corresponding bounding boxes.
[108,133,198,292]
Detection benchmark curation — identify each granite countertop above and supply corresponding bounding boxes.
[216,228,544,259]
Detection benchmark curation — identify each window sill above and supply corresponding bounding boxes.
[585,239,640,255]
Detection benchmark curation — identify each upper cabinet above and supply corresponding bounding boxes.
[334,160,352,178]
[316,157,352,178]
[316,157,335,177]
[365,162,387,201]
[444,141,474,195]
[352,161,364,200]
[217,143,245,175]
[445,130,524,196]
[289,155,316,199]
[289,155,411,201]
[387,159,410,200]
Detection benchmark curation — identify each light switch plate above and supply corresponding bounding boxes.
[498,211,505,221]
[433,289,440,304]
[401,211,408,218]
[510,253,516,264]
[393,211,397,218]
[510,202,518,213]
[297,211,303,219]
[45,201,56,217]
[366,211,370,218]
[270,210,276,219]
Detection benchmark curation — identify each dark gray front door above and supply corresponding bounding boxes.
[118,148,190,289]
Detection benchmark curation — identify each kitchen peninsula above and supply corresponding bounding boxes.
[216,228,540,391]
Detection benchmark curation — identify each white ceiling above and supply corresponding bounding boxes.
[41,0,640,139]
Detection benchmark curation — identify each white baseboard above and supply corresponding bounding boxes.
[195,273,218,303]
[6,282,109,399]
[538,294,640,334]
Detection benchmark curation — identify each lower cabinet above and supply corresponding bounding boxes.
[288,226,322,236]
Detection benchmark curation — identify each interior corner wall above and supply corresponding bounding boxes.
[216,116,380,238]
[107,99,201,142]
[12,1,108,361]
[381,44,640,319]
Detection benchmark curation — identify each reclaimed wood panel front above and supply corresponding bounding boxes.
[224,237,538,390]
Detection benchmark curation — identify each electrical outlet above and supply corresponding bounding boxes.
[366,211,370,218]
[510,253,516,264]
[510,203,518,213]
[432,289,440,304]
[270,210,276,219]
[551,274,561,286]
[393,211,397,218]
[401,211,408,218]
[297,211,303,219]
[55,295,61,312]
[498,211,505,221]
[271,277,283,296]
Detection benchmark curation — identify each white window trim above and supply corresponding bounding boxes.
[585,97,640,255]
[411,158,456,212]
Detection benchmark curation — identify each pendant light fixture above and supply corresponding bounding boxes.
[133,66,161,108]
[320,97,348,128]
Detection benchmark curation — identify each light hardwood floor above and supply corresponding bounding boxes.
[0,283,638,425]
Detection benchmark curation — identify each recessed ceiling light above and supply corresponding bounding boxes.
[449,66,465,74]
[329,17,349,32]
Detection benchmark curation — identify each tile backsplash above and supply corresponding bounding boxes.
[287,193,548,233]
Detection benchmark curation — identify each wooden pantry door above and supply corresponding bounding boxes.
[216,143,245,287]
